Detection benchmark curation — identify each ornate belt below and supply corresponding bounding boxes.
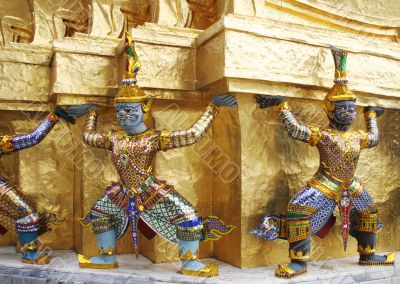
[307,172,363,202]
[123,176,155,198]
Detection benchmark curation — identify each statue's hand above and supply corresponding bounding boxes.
[66,104,97,119]
[54,107,76,124]
[211,94,237,107]
[255,95,285,109]
[364,106,384,117]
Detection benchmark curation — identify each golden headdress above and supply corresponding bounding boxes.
[324,46,356,118]
[115,31,151,113]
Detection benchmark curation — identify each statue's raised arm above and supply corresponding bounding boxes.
[160,94,237,151]
[0,113,58,155]
[255,94,321,146]
[67,104,112,150]
[0,107,73,155]
[359,106,384,149]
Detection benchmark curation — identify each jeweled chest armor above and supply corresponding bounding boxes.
[110,130,159,189]
[317,129,362,181]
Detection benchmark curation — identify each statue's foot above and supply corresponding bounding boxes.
[21,250,50,265]
[180,260,218,277]
[78,254,118,269]
[275,261,307,279]
[359,252,396,266]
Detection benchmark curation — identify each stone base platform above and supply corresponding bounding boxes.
[0,247,398,284]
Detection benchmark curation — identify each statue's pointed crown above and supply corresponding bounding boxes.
[331,46,348,84]
[114,31,147,103]
[325,46,356,102]
[324,46,356,118]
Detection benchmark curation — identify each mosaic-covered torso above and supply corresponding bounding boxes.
[316,129,363,181]
[109,130,160,189]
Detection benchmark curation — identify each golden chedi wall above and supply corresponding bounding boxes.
[0,0,399,268]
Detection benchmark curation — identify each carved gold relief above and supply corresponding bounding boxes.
[0,0,33,46]
[1,16,33,45]
[264,0,400,42]
[119,0,151,29]
[89,0,125,37]
[150,0,191,27]
[54,1,89,38]
[187,0,219,29]
[32,0,89,43]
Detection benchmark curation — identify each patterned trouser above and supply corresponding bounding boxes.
[285,184,380,261]
[251,181,379,262]
[82,189,203,243]
[288,185,377,237]
[0,178,39,233]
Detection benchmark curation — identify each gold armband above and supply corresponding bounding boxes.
[0,135,14,154]
[87,108,98,116]
[364,110,377,120]
[159,131,172,151]
[308,125,322,146]
[208,103,220,116]
[358,130,370,149]
[276,101,290,112]
[47,112,59,122]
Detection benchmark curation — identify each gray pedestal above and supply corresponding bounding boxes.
[0,247,398,283]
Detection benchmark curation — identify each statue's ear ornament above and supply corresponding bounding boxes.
[141,99,153,113]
